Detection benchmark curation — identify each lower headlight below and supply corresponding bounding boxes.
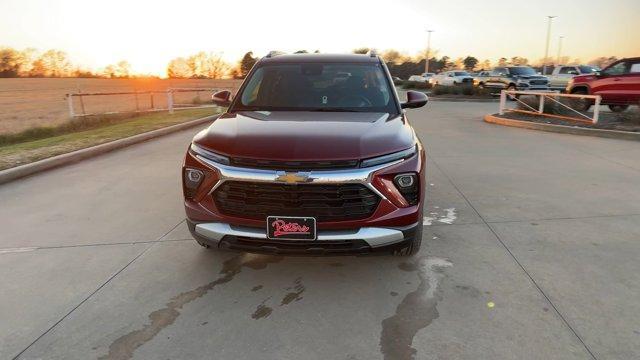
[184,168,204,198]
[394,173,419,205]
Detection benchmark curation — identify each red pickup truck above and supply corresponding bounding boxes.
[567,57,640,112]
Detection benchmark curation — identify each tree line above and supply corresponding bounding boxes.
[0,47,135,78]
[0,46,622,80]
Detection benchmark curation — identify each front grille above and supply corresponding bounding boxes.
[530,80,548,85]
[461,78,473,83]
[220,236,372,255]
[213,181,380,222]
[230,158,359,171]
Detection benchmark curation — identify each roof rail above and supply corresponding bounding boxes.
[265,51,285,58]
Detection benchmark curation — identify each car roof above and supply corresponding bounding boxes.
[258,53,380,64]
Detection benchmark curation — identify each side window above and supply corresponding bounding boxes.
[559,67,572,74]
[629,62,640,73]
[603,62,628,76]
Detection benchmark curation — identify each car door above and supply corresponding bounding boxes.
[552,66,578,88]
[486,68,506,89]
[618,60,640,104]
[592,60,628,103]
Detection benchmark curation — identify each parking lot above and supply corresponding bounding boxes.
[1,101,639,360]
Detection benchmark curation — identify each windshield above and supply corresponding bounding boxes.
[233,63,397,113]
[579,65,599,73]
[454,72,470,76]
[509,67,537,75]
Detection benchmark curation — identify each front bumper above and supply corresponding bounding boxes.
[516,84,550,91]
[188,220,420,255]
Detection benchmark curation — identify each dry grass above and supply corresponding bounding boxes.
[0,78,242,134]
[0,108,218,170]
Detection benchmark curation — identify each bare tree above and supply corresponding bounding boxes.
[30,49,72,77]
[167,57,191,78]
[0,48,22,77]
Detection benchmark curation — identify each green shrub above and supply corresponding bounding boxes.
[402,81,431,90]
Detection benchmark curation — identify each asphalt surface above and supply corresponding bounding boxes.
[1,102,639,360]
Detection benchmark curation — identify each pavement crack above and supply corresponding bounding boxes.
[98,254,282,360]
[426,153,599,360]
[379,257,452,360]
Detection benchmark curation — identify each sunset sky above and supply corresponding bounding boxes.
[1,0,639,76]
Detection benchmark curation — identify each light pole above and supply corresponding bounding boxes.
[425,29,434,74]
[556,36,564,65]
[542,15,557,75]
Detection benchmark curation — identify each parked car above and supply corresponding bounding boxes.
[482,66,550,98]
[567,57,640,112]
[548,65,600,91]
[408,73,434,83]
[430,71,474,86]
[473,71,492,88]
[185,53,428,256]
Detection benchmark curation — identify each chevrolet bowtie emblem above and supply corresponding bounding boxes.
[275,171,312,184]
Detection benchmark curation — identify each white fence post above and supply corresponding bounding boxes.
[499,90,506,115]
[593,96,601,124]
[67,94,75,118]
[538,94,545,114]
[167,90,174,114]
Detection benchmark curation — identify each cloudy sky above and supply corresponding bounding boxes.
[1,0,638,75]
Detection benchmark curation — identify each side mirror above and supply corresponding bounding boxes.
[401,91,428,109]
[594,71,602,77]
[212,90,232,107]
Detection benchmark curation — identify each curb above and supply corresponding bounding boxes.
[0,114,219,185]
[484,113,640,141]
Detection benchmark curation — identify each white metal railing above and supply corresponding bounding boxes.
[65,87,231,117]
[499,90,602,124]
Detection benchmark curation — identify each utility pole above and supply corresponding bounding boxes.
[425,29,434,74]
[556,36,564,65]
[543,15,557,75]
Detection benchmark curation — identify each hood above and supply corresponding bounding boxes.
[515,75,548,80]
[193,111,415,161]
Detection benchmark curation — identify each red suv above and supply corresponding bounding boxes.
[568,57,640,112]
[182,53,428,256]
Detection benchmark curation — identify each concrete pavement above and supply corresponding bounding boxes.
[1,101,639,359]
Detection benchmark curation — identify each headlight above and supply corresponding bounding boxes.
[190,143,230,165]
[360,146,416,168]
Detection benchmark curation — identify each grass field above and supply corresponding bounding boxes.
[0,78,241,134]
[0,108,218,170]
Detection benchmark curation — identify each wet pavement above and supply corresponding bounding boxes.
[1,102,639,359]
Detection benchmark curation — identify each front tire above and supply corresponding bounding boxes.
[506,84,518,101]
[393,220,423,256]
[609,105,629,113]
[570,89,592,111]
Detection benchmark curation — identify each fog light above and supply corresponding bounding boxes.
[394,174,415,188]
[184,168,204,197]
[393,173,419,205]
